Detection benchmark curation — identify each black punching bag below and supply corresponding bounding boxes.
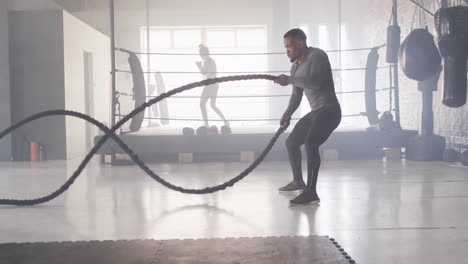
[399,28,442,81]
[434,6,468,108]
[386,25,401,63]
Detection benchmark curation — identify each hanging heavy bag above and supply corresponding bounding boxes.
[434,6,468,108]
[365,48,380,126]
[386,24,401,63]
[128,52,146,132]
[154,72,170,125]
[399,28,442,81]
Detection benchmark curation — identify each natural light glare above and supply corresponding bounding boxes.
[140,26,268,128]
[318,24,330,51]
[148,30,171,49]
[237,29,266,47]
[174,30,201,48]
[206,30,235,47]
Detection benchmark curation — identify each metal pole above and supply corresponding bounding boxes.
[393,64,401,128]
[392,0,401,128]
[110,0,117,162]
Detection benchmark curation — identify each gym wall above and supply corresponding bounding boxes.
[0,0,12,161]
[9,10,110,160]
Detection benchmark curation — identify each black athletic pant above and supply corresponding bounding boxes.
[285,104,341,192]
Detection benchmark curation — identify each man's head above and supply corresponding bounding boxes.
[199,44,210,60]
[283,28,307,62]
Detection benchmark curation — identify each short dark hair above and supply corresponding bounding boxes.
[283,28,307,43]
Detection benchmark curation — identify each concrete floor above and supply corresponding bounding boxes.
[0,158,467,264]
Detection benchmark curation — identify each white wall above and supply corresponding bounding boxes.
[63,11,111,159]
[0,1,11,161]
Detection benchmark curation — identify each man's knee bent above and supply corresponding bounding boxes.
[305,140,320,155]
[286,135,300,150]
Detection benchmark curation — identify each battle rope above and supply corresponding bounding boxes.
[0,74,283,206]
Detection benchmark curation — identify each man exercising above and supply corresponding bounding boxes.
[274,29,341,206]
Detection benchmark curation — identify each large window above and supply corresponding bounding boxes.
[140,25,268,128]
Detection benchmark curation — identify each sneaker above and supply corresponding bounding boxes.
[289,189,320,206]
[278,180,306,192]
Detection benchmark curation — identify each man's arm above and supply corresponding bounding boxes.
[282,86,303,118]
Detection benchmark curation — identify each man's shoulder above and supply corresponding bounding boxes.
[309,47,327,56]
[307,47,328,62]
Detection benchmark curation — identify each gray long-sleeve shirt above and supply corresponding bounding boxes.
[283,47,339,118]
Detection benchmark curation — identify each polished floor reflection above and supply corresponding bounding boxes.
[0,159,467,264]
